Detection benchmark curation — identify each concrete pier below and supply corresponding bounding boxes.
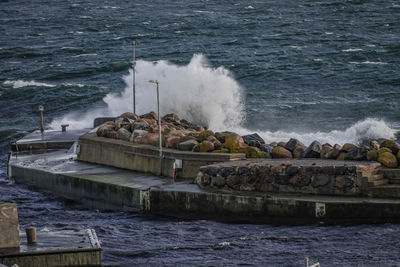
[6,130,400,224]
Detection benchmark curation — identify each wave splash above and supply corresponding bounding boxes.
[50,54,397,145]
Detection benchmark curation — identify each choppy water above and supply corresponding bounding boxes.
[1,0,400,265]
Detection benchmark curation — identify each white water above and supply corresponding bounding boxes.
[50,54,397,145]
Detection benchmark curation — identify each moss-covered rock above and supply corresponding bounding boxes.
[272,146,293,158]
[380,140,400,155]
[239,146,266,158]
[199,140,214,152]
[378,147,392,156]
[367,150,378,161]
[337,152,347,160]
[293,144,306,158]
[378,152,398,168]
[197,130,214,142]
[222,133,246,153]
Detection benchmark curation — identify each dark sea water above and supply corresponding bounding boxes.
[1,0,400,266]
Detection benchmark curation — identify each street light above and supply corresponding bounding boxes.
[132,41,136,114]
[149,79,162,176]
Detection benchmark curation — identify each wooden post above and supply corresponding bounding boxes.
[39,105,44,133]
[26,227,37,244]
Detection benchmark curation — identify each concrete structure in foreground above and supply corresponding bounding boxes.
[7,130,400,224]
[0,203,20,250]
[0,229,101,267]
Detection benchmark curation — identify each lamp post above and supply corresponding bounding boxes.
[149,80,162,176]
[132,41,136,114]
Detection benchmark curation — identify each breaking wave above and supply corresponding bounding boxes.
[50,54,397,145]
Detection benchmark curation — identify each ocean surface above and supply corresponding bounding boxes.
[1,0,400,265]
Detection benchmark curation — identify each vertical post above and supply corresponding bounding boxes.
[156,81,162,176]
[38,105,44,133]
[26,227,37,244]
[132,41,136,115]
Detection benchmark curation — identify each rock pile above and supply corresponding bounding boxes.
[96,112,400,168]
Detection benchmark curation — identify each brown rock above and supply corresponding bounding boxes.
[96,123,115,137]
[197,130,214,142]
[165,136,182,149]
[366,150,378,161]
[215,131,235,143]
[140,133,160,147]
[222,132,247,153]
[207,135,222,150]
[272,146,293,158]
[337,152,346,160]
[293,145,306,158]
[341,143,357,152]
[380,140,400,155]
[320,145,333,159]
[162,113,180,125]
[140,111,158,121]
[199,140,215,152]
[119,112,139,121]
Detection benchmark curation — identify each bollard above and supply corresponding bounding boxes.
[61,124,69,132]
[26,227,37,244]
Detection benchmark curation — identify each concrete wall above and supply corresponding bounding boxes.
[0,202,20,249]
[77,133,245,179]
[196,159,381,196]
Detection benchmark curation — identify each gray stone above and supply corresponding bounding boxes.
[312,175,331,187]
[242,133,265,147]
[285,138,304,152]
[345,147,368,161]
[178,139,199,151]
[226,175,241,187]
[211,175,226,187]
[260,144,274,154]
[118,128,131,140]
[302,141,322,158]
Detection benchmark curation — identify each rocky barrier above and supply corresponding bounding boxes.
[96,112,400,168]
[195,159,382,196]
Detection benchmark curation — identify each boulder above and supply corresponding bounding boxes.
[397,150,400,163]
[285,138,304,152]
[293,144,306,158]
[302,141,322,158]
[380,140,400,155]
[119,112,139,121]
[192,144,200,152]
[277,141,287,148]
[199,141,214,152]
[207,135,222,150]
[105,130,118,139]
[162,113,180,125]
[140,133,160,147]
[370,140,380,150]
[96,123,115,137]
[242,133,265,147]
[337,152,346,160]
[260,144,274,154]
[240,146,265,158]
[140,111,158,121]
[341,143,357,152]
[367,150,378,161]
[165,136,182,149]
[178,139,199,151]
[197,130,214,142]
[222,133,247,153]
[117,128,131,141]
[131,120,151,132]
[378,147,392,156]
[320,145,333,159]
[345,147,367,161]
[378,152,398,168]
[272,146,293,158]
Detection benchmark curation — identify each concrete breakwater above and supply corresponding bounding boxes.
[95,112,400,169]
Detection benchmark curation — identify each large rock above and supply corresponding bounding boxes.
[105,130,118,139]
[242,133,265,147]
[272,146,293,158]
[285,138,304,152]
[117,128,131,141]
[178,139,199,151]
[345,147,367,161]
[370,140,380,150]
[162,113,180,125]
[207,135,222,150]
[129,129,148,143]
[378,152,398,168]
[131,120,152,132]
[320,145,333,159]
[302,141,322,158]
[341,143,357,152]
[199,140,215,152]
[165,136,182,149]
[119,112,139,121]
[397,150,400,163]
[215,131,235,143]
[96,123,115,137]
[140,111,158,121]
[222,133,247,153]
[293,144,306,158]
[380,140,400,155]
[141,133,160,147]
[367,150,378,161]
[197,130,214,142]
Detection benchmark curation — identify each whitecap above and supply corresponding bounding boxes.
[245,5,254,9]
[72,53,98,57]
[342,48,363,52]
[3,80,55,89]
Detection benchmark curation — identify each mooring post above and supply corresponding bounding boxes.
[26,227,37,244]
[132,41,136,115]
[38,105,44,133]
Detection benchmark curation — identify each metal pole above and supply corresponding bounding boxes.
[149,80,162,176]
[39,105,44,133]
[156,81,162,176]
[132,41,136,114]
